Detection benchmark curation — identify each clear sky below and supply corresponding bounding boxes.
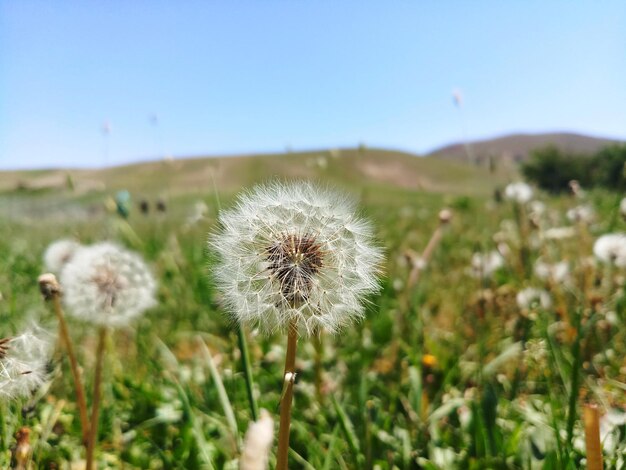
[1,1,625,169]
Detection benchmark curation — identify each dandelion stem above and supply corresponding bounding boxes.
[86,327,108,470]
[584,403,603,470]
[407,225,443,292]
[51,293,90,446]
[277,319,298,470]
[237,326,259,422]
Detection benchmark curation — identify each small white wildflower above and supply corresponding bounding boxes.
[593,234,626,267]
[496,242,511,258]
[516,288,552,310]
[529,200,546,216]
[392,279,404,292]
[187,201,209,225]
[566,204,595,224]
[543,226,576,241]
[43,239,82,274]
[60,242,157,326]
[0,327,53,400]
[534,259,570,284]
[210,181,383,337]
[240,409,274,470]
[469,251,504,279]
[504,182,533,204]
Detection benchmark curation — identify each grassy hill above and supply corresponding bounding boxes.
[0,147,513,199]
[427,131,620,164]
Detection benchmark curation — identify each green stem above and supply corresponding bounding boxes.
[237,326,259,421]
[566,318,582,449]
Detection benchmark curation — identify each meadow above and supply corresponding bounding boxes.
[0,149,625,469]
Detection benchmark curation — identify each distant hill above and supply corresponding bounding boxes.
[427,132,621,164]
[0,148,510,198]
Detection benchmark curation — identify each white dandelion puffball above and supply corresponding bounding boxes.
[60,242,157,326]
[566,204,595,224]
[543,226,576,241]
[534,259,570,284]
[516,288,552,310]
[469,251,504,279]
[504,182,533,204]
[593,234,626,267]
[43,239,82,274]
[0,328,53,400]
[210,181,383,336]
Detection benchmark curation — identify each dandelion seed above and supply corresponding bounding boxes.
[593,234,626,267]
[43,239,82,274]
[504,182,533,204]
[210,181,383,337]
[60,242,156,326]
[0,328,52,400]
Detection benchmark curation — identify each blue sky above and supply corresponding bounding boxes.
[1,1,625,169]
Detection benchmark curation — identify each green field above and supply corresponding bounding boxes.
[0,150,624,469]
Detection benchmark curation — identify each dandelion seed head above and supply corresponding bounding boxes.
[43,239,82,274]
[593,233,626,267]
[534,259,570,284]
[438,208,453,224]
[0,327,52,400]
[210,181,383,337]
[60,242,157,326]
[529,200,546,217]
[469,251,504,279]
[566,204,595,224]
[543,226,576,241]
[516,288,552,310]
[504,182,533,204]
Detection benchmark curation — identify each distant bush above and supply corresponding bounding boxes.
[588,144,626,190]
[522,144,626,193]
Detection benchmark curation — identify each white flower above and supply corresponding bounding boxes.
[60,242,157,326]
[529,201,546,216]
[43,239,82,274]
[187,201,209,225]
[0,327,53,400]
[543,226,576,241]
[240,409,274,470]
[210,181,383,336]
[504,182,533,204]
[516,288,552,310]
[469,251,504,279]
[566,204,595,224]
[534,259,570,284]
[593,234,626,267]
